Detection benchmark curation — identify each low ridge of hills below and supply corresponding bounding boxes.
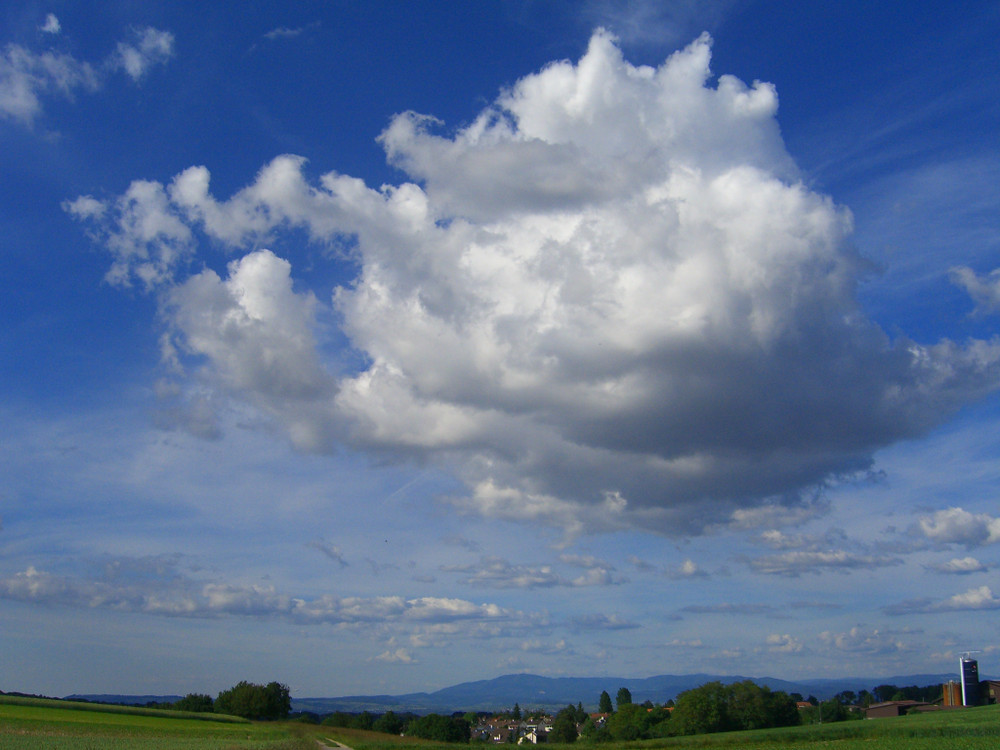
[64,671,960,715]
[290,672,957,714]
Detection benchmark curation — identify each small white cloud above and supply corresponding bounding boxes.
[666,638,704,648]
[819,627,905,654]
[62,195,106,220]
[679,559,701,577]
[917,507,1000,547]
[0,44,98,123]
[712,648,744,660]
[375,648,414,663]
[114,27,174,81]
[766,633,803,653]
[929,556,987,574]
[886,585,1000,615]
[519,638,568,655]
[942,585,1000,610]
[951,266,1000,316]
[759,530,810,550]
[41,14,61,34]
[263,22,319,41]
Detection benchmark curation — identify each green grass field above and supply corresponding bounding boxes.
[3,697,998,750]
[0,695,313,749]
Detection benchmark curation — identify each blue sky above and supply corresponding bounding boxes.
[2,1,1000,700]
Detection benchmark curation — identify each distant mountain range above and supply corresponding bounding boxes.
[65,671,962,715]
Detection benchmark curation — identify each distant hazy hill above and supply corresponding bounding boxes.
[290,671,959,714]
[64,694,183,706]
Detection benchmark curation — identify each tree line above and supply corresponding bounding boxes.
[142,681,291,721]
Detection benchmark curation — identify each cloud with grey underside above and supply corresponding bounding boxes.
[65,30,1000,537]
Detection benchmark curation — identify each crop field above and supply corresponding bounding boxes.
[0,695,315,749]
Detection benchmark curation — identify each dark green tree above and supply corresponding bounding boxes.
[215,681,290,721]
[873,685,898,703]
[646,705,672,738]
[263,682,291,720]
[512,703,521,720]
[764,689,800,728]
[670,681,798,735]
[374,710,404,735]
[728,680,768,731]
[670,681,732,735]
[606,703,646,740]
[407,714,470,743]
[615,687,632,708]
[173,693,213,712]
[835,690,857,705]
[598,690,613,714]
[550,705,579,743]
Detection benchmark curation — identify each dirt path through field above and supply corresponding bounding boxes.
[317,738,354,750]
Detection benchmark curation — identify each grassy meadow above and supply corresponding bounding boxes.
[2,695,998,750]
[0,694,313,749]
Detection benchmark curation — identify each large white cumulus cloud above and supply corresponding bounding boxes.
[68,32,1000,535]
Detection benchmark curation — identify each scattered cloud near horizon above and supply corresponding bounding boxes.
[0,563,545,636]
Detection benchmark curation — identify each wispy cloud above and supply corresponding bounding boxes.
[442,556,626,589]
[1,24,173,126]
[307,539,349,568]
[0,565,543,637]
[747,550,903,577]
[927,556,988,575]
[263,22,320,41]
[819,627,907,655]
[577,0,736,47]
[680,602,777,616]
[766,633,803,653]
[885,585,1000,615]
[950,266,1000,316]
[0,43,98,123]
[113,27,174,82]
[571,613,640,631]
[375,648,415,663]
